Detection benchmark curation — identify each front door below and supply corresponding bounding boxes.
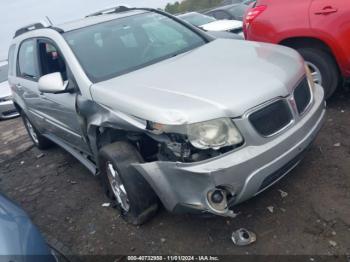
[35,39,90,154]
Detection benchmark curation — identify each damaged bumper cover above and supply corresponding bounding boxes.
[133,85,326,217]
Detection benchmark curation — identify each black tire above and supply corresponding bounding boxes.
[99,141,159,225]
[297,47,339,99]
[21,113,53,150]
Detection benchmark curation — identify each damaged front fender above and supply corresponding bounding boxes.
[76,96,148,165]
[133,160,239,217]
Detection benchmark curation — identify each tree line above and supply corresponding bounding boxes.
[165,0,224,14]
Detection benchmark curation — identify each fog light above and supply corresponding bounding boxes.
[211,190,224,204]
[207,189,227,213]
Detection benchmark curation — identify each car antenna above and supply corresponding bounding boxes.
[45,16,54,26]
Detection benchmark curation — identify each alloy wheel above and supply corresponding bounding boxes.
[25,118,39,144]
[306,61,322,85]
[106,162,130,212]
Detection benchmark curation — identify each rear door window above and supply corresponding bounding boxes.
[18,39,39,80]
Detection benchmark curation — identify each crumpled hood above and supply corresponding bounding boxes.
[91,39,305,125]
[0,81,11,98]
[200,19,243,32]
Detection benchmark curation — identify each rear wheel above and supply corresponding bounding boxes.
[297,47,339,99]
[99,141,159,225]
[22,114,52,149]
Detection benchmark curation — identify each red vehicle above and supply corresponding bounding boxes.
[243,0,350,98]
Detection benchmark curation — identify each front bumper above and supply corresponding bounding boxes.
[134,84,326,217]
[0,100,19,119]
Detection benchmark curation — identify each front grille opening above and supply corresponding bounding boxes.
[294,78,311,114]
[249,100,293,137]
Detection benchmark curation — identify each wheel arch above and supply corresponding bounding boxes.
[279,36,340,73]
[93,125,160,169]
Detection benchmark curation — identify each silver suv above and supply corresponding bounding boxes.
[8,7,325,225]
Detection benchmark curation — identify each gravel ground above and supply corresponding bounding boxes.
[0,90,349,258]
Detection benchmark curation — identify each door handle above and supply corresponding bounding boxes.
[315,6,338,15]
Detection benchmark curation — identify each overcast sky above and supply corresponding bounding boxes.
[0,0,176,60]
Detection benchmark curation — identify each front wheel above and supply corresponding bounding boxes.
[99,141,159,225]
[297,47,339,99]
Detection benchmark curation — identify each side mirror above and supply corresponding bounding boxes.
[38,72,68,94]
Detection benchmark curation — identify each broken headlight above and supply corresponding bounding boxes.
[148,118,243,150]
[187,118,243,150]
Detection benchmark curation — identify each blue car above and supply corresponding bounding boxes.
[0,193,67,262]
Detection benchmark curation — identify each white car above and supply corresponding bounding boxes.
[177,12,243,34]
[0,62,19,119]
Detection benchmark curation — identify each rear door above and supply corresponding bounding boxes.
[310,0,350,75]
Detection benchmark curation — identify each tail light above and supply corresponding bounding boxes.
[243,5,267,37]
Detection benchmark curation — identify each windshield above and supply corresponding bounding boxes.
[0,65,8,82]
[178,13,216,27]
[64,12,206,83]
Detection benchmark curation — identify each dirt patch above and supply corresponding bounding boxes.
[0,117,33,163]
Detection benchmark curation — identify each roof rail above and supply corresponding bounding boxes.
[14,23,45,38]
[13,23,64,39]
[85,5,133,17]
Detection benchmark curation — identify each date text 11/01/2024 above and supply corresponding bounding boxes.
[127,256,220,261]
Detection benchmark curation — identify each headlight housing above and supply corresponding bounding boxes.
[187,118,243,150]
[304,64,316,91]
[148,118,244,150]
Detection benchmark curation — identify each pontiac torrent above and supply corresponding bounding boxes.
[8,7,326,224]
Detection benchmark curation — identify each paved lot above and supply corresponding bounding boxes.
[0,90,349,256]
